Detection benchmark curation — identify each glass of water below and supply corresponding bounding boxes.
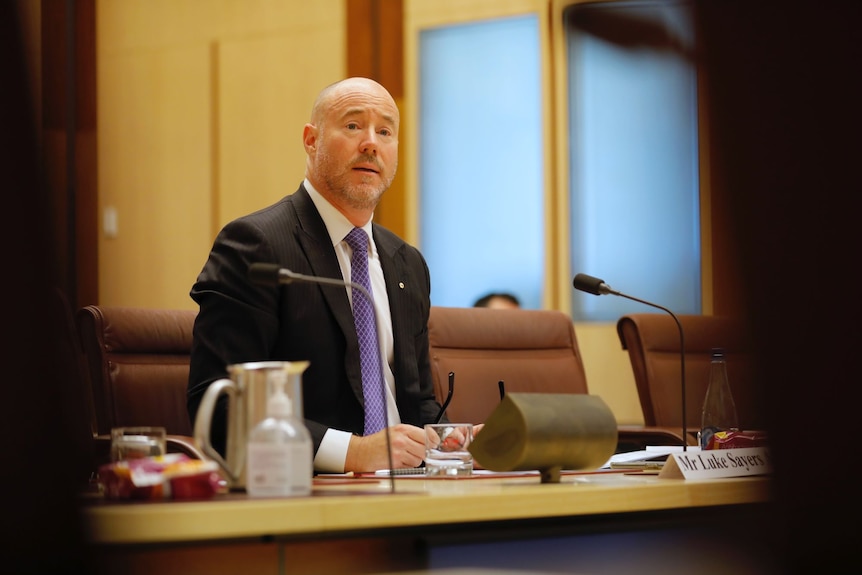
[424,423,473,476]
[110,426,166,462]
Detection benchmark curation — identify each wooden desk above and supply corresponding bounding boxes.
[83,471,773,575]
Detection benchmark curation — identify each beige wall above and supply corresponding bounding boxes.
[97,0,345,310]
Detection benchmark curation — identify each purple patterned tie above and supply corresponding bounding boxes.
[344,227,387,435]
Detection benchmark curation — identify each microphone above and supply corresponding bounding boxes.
[248,262,396,489]
[572,273,616,296]
[573,273,688,450]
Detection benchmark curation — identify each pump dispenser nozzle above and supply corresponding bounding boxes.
[267,371,292,418]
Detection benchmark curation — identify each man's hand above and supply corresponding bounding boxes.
[471,423,485,469]
[345,424,427,472]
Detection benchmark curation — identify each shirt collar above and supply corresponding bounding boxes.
[304,178,374,249]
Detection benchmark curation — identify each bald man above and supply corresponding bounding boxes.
[188,78,442,473]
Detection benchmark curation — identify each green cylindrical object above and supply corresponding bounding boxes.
[469,393,618,482]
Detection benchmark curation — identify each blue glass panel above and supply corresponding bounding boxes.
[419,16,544,309]
[567,1,701,321]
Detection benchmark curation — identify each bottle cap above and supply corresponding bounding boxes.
[710,347,725,358]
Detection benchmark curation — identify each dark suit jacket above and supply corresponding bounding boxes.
[188,183,440,456]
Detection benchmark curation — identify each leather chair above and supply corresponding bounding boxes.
[52,288,100,484]
[616,313,763,445]
[428,306,589,424]
[427,306,679,451]
[76,305,204,462]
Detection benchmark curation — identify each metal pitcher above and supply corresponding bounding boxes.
[194,360,309,490]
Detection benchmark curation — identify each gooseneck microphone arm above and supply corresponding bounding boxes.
[573,273,688,451]
[248,262,396,489]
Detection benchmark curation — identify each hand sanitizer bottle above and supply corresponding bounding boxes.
[246,370,312,497]
[699,348,740,449]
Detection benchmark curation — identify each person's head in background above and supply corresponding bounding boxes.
[473,292,521,310]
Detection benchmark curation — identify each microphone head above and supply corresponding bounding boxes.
[573,273,609,296]
[248,262,283,286]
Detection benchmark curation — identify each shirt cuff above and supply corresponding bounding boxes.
[313,428,352,473]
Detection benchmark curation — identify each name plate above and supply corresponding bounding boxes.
[658,447,771,479]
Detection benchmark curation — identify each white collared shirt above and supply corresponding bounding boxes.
[303,179,401,472]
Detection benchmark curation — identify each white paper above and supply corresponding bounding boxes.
[602,445,701,469]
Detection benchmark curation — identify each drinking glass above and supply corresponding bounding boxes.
[110,426,166,462]
[424,423,473,476]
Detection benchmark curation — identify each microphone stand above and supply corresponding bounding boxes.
[573,274,688,451]
[250,264,396,491]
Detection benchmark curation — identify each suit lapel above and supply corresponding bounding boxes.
[375,230,405,297]
[291,186,364,400]
[374,225,407,348]
[292,186,353,328]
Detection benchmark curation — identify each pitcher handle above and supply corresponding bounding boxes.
[194,378,239,482]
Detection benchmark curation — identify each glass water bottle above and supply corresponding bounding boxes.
[699,348,740,449]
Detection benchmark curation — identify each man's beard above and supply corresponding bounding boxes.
[317,148,396,211]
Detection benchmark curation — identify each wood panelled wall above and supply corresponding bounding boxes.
[347,0,407,240]
[95,1,348,309]
[42,0,741,314]
[43,0,404,310]
[42,0,97,309]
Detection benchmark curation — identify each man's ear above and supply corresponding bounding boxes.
[303,124,317,151]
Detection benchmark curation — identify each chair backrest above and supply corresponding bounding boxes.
[427,306,588,424]
[52,288,99,484]
[616,313,763,434]
[76,305,198,437]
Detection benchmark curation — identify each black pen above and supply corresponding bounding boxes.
[435,371,455,423]
[498,380,505,401]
